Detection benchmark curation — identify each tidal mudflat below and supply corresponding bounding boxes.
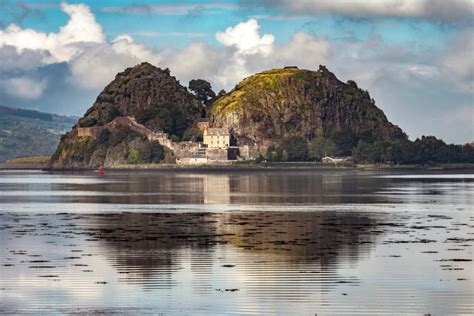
[0,170,472,315]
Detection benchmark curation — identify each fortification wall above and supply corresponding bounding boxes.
[206,148,228,160]
[76,127,102,139]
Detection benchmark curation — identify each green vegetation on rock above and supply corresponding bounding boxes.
[210,65,406,149]
[49,63,199,169]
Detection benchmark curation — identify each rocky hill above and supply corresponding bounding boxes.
[49,63,410,169]
[49,63,203,169]
[209,66,406,150]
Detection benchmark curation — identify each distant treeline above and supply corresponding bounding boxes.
[0,105,54,121]
[260,130,474,165]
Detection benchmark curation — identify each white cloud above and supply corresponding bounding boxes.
[68,35,164,89]
[444,105,474,126]
[2,76,46,99]
[0,2,471,143]
[246,0,474,22]
[111,35,161,65]
[0,2,166,90]
[443,29,474,91]
[0,2,104,63]
[216,19,275,56]
[268,32,330,68]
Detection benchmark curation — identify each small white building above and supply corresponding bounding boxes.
[322,156,351,163]
[203,128,230,149]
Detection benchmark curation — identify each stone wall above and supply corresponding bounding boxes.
[172,142,200,158]
[76,127,102,139]
[206,148,228,161]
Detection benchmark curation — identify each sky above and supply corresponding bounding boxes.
[0,0,472,144]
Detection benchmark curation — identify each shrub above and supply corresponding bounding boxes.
[182,128,203,142]
[309,136,337,161]
[127,148,143,164]
[149,141,165,163]
[78,117,97,128]
[281,136,309,161]
[98,129,111,144]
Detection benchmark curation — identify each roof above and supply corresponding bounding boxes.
[206,128,229,136]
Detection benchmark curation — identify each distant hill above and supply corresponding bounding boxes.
[0,105,78,162]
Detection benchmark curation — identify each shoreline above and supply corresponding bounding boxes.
[2,162,474,172]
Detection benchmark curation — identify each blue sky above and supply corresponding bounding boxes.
[0,0,472,143]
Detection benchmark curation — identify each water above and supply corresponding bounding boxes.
[0,169,472,315]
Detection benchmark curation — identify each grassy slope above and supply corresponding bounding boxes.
[0,106,78,162]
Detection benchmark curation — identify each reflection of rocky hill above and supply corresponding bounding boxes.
[84,212,379,283]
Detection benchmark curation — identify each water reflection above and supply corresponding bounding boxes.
[0,170,473,314]
[4,169,473,206]
[91,212,378,276]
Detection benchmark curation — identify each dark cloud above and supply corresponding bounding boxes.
[101,2,238,15]
[0,45,49,71]
[238,0,474,24]
[0,61,98,116]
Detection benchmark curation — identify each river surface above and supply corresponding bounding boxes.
[0,169,473,315]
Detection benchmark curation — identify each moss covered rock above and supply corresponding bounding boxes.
[209,65,406,150]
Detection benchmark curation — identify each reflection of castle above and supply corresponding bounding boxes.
[203,174,231,204]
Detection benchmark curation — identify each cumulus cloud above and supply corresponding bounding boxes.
[69,35,163,89]
[0,2,165,90]
[0,1,472,143]
[0,2,104,63]
[170,20,330,89]
[216,19,275,56]
[241,0,474,22]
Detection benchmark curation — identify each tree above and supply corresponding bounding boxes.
[127,149,143,164]
[352,140,373,164]
[265,144,284,162]
[189,79,216,106]
[136,103,188,139]
[309,136,337,161]
[149,141,165,163]
[182,128,203,142]
[414,136,447,163]
[98,129,111,144]
[331,128,359,156]
[282,136,309,161]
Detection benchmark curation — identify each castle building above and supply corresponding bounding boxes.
[203,128,230,149]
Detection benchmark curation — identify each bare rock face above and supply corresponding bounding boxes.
[209,66,406,149]
[49,63,202,169]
